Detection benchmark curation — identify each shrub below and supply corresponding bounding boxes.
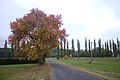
[64,54,68,59]
[70,54,72,59]
[56,53,61,60]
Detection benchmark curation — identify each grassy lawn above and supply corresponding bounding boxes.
[54,58,120,80]
[0,63,49,80]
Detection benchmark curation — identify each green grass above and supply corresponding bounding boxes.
[54,58,120,80]
[0,64,49,80]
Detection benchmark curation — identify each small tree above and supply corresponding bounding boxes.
[56,53,61,60]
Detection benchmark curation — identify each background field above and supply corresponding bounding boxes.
[0,63,49,80]
[54,58,120,80]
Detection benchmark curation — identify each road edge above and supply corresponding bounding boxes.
[47,61,52,80]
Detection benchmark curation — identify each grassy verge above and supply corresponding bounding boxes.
[0,63,49,80]
[54,58,120,80]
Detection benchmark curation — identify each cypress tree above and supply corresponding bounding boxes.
[94,39,96,57]
[106,41,109,57]
[112,40,117,57]
[98,38,101,57]
[57,41,59,54]
[72,39,75,59]
[56,41,60,59]
[105,42,107,57]
[60,38,63,57]
[85,37,88,57]
[117,38,120,57]
[102,44,105,57]
[63,38,66,56]
[67,40,69,56]
[109,39,112,57]
[88,39,91,57]
[77,39,80,59]
[4,40,7,58]
[11,43,14,58]
[88,40,94,63]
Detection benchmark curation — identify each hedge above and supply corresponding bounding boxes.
[0,58,38,65]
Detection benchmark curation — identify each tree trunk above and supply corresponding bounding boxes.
[38,54,46,65]
[38,58,42,65]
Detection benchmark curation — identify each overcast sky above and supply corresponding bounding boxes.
[0,0,120,49]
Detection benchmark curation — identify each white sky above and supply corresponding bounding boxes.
[0,0,120,49]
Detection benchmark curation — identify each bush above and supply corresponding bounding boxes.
[56,53,61,59]
[70,54,72,59]
[64,54,68,59]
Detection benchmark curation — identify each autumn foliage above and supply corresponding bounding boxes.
[8,8,67,64]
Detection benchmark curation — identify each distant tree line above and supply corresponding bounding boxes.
[55,37,120,58]
[1,38,120,58]
[0,40,37,64]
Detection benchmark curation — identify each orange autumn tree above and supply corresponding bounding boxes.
[8,8,68,64]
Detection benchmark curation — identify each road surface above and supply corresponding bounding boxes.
[47,60,102,80]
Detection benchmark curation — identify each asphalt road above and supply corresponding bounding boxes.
[47,60,102,80]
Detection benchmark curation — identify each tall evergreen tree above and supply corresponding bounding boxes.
[109,39,112,57]
[11,43,14,58]
[105,42,107,57]
[60,38,63,57]
[67,40,69,56]
[4,40,7,58]
[14,40,20,55]
[88,40,94,63]
[112,40,117,57]
[85,37,88,57]
[72,39,75,59]
[98,38,101,57]
[77,39,80,59]
[106,41,110,57]
[57,41,60,54]
[94,39,96,57]
[102,44,105,57]
[88,39,91,57]
[63,38,66,56]
[117,38,120,57]
[56,41,60,59]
